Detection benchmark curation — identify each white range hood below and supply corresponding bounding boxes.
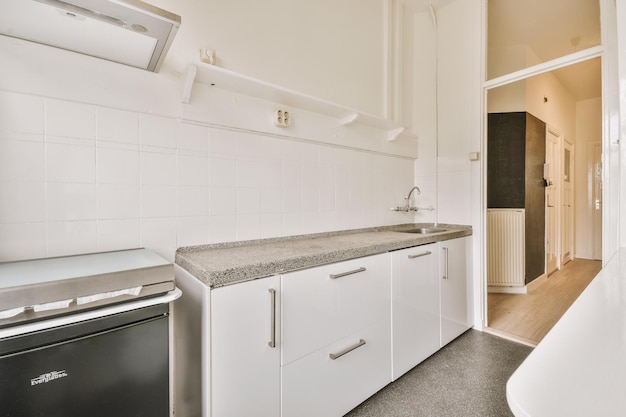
[0,0,180,72]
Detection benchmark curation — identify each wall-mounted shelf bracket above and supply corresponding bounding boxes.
[387,127,405,142]
[339,112,360,125]
[181,64,197,104]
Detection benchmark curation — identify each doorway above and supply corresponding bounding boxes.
[484,0,602,340]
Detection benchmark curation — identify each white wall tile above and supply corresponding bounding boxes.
[319,168,335,211]
[0,140,45,181]
[178,155,208,187]
[209,128,237,156]
[141,185,177,218]
[177,216,209,246]
[236,159,260,187]
[47,220,97,257]
[179,123,209,153]
[283,164,302,212]
[282,213,302,236]
[0,223,47,261]
[46,183,96,221]
[46,99,95,139]
[0,182,45,223]
[237,187,260,215]
[210,157,236,187]
[236,132,263,160]
[97,107,139,144]
[261,213,283,238]
[261,187,282,214]
[209,215,236,243]
[97,184,140,219]
[257,136,282,161]
[259,161,282,188]
[178,186,209,217]
[302,165,320,211]
[97,219,140,251]
[140,217,177,251]
[0,92,44,135]
[139,114,177,149]
[96,147,139,184]
[210,187,236,216]
[140,152,177,185]
[282,140,302,163]
[236,214,261,240]
[46,142,95,183]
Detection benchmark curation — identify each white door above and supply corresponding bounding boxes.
[546,129,560,275]
[592,142,603,260]
[210,276,281,417]
[440,237,470,347]
[561,140,574,264]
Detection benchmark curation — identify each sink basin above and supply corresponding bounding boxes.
[399,227,447,234]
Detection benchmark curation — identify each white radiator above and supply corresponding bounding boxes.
[487,209,525,287]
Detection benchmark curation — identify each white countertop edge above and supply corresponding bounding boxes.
[506,249,626,416]
[0,288,182,339]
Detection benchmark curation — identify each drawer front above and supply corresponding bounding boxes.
[281,253,391,365]
[281,321,391,417]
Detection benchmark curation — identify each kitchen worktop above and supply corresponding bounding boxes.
[506,248,626,416]
[175,223,471,287]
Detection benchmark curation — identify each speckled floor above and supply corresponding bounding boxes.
[345,329,533,417]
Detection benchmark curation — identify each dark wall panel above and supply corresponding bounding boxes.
[487,112,526,208]
[487,112,546,285]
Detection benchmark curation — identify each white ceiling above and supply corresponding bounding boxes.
[488,0,602,100]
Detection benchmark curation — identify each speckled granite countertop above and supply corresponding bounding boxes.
[175,223,472,288]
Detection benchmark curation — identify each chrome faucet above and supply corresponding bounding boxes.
[391,186,421,212]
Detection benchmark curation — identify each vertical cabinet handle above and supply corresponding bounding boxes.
[268,288,276,348]
[442,247,449,280]
[408,250,432,259]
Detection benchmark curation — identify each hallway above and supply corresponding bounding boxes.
[487,258,601,346]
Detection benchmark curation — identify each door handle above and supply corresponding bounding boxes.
[442,247,449,280]
[268,288,276,348]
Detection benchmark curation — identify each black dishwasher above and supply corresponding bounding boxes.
[0,249,180,417]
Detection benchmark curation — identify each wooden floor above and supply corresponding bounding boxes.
[487,258,602,346]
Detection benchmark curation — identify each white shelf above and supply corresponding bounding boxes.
[183,62,413,140]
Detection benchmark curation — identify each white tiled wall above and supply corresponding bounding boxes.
[0,91,414,262]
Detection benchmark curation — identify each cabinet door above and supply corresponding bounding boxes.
[391,244,440,380]
[440,237,471,347]
[210,276,280,417]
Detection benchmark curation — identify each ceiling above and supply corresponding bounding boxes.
[488,0,602,100]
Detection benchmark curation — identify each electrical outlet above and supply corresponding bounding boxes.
[273,109,290,128]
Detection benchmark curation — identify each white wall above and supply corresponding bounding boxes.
[150,0,385,117]
[0,9,414,263]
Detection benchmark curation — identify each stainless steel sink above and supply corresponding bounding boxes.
[399,227,447,234]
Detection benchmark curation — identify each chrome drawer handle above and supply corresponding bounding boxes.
[268,288,276,348]
[329,339,366,360]
[329,267,366,279]
[408,250,432,259]
[442,247,449,280]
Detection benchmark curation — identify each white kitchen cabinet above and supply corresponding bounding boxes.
[439,237,472,347]
[210,275,280,417]
[391,243,440,380]
[281,253,391,417]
